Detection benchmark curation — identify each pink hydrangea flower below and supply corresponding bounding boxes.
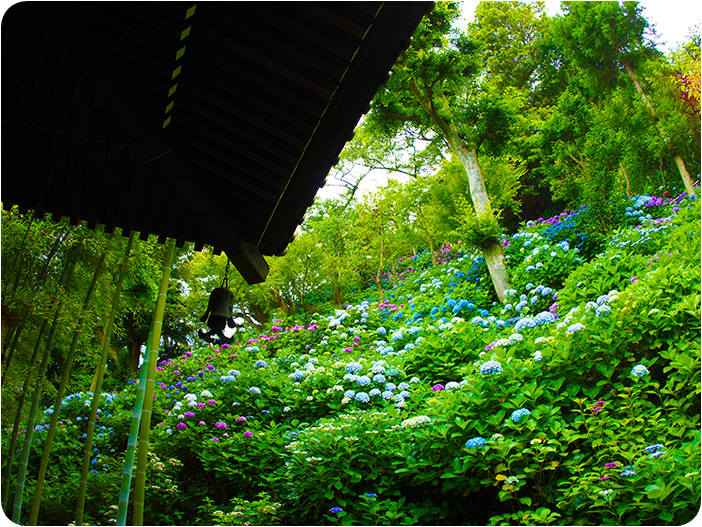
[243,431,253,438]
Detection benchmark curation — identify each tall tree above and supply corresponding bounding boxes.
[357,2,513,301]
[553,1,697,197]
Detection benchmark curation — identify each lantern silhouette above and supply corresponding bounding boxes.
[197,262,238,344]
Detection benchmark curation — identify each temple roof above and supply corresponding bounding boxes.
[1,1,431,282]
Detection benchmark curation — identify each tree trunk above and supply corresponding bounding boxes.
[673,154,697,197]
[623,62,697,198]
[130,336,144,373]
[446,134,510,302]
[620,161,632,198]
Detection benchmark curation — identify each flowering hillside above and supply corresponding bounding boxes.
[8,193,700,526]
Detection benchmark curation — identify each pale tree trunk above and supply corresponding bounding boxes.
[418,212,438,266]
[623,62,697,198]
[620,161,632,198]
[446,133,510,302]
[408,84,510,301]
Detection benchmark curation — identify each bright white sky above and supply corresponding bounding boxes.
[316,0,701,203]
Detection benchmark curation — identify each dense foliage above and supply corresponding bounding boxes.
[3,189,699,525]
[2,2,700,525]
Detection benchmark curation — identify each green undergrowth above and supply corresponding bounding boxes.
[4,194,700,525]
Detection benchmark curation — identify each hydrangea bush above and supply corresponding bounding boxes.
[5,193,699,525]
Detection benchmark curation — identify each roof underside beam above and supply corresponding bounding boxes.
[60,8,269,284]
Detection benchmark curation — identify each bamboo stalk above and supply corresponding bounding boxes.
[75,232,134,525]
[115,323,154,526]
[11,250,78,523]
[132,239,176,526]
[28,253,105,525]
[1,319,47,511]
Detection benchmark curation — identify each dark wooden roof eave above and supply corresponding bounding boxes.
[258,2,433,257]
[1,1,433,284]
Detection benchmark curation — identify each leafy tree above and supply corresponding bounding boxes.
[352,2,514,300]
[552,1,698,197]
[302,198,364,306]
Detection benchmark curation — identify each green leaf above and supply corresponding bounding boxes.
[519,496,532,507]
[646,484,663,499]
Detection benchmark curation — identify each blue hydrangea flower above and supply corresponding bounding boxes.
[644,443,664,453]
[596,294,610,305]
[355,392,370,403]
[248,387,261,395]
[345,362,363,373]
[385,382,396,392]
[253,359,268,369]
[480,360,503,375]
[377,327,387,336]
[534,311,555,326]
[344,390,355,399]
[356,375,371,386]
[620,469,638,477]
[289,370,305,380]
[596,305,612,317]
[372,374,386,383]
[515,318,535,332]
[381,390,394,400]
[465,437,486,449]
[511,408,531,423]
[369,388,381,397]
[372,361,387,372]
[398,382,410,390]
[329,507,343,514]
[631,364,649,377]
[566,323,585,335]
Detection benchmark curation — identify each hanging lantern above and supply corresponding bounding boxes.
[197,261,238,345]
